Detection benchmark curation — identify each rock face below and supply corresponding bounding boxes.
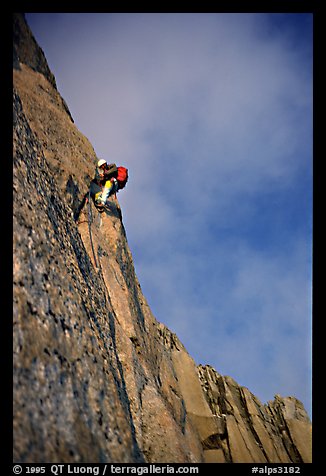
[197,366,312,463]
[13,13,312,464]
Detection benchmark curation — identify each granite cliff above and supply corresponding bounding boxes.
[13,13,312,464]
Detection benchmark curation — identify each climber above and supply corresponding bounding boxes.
[93,159,119,208]
[89,159,129,211]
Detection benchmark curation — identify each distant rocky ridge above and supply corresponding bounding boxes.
[13,13,312,463]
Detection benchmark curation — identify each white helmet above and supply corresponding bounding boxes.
[97,159,106,167]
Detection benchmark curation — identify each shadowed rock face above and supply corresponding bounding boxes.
[13,13,312,464]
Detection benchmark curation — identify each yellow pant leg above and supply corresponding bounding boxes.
[95,191,102,202]
[101,180,113,203]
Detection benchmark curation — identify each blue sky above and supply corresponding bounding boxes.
[25,13,313,417]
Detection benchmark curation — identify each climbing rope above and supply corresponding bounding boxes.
[88,190,99,269]
[86,190,121,325]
